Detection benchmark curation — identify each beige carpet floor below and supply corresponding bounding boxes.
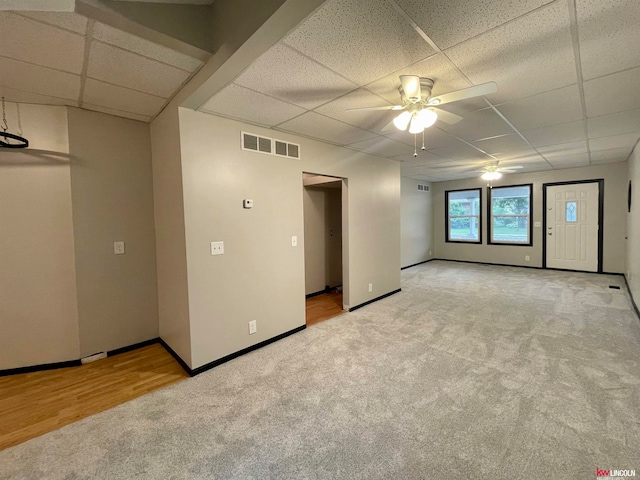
[1,261,639,479]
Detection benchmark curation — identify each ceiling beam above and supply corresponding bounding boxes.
[178,0,326,111]
[75,0,213,61]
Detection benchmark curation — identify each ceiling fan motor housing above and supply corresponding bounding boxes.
[398,77,434,105]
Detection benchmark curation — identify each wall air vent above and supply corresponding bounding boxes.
[274,138,301,159]
[242,132,300,159]
[418,184,430,192]
[242,131,272,155]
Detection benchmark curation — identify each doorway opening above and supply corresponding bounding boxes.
[542,179,604,273]
[303,173,346,326]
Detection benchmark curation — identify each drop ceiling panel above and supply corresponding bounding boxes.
[496,85,583,131]
[395,0,553,50]
[587,109,640,139]
[576,0,640,80]
[234,44,356,110]
[386,126,458,150]
[588,133,639,152]
[446,2,576,104]
[0,56,80,100]
[546,152,590,168]
[590,148,632,164]
[428,143,493,162]
[396,151,449,166]
[83,103,151,123]
[584,67,640,117]
[200,83,306,127]
[538,140,588,158]
[0,12,85,74]
[347,137,414,157]
[87,42,190,98]
[364,53,469,105]
[276,112,378,145]
[473,134,530,155]
[92,23,202,72]
[438,108,514,141]
[521,120,586,147]
[83,78,166,117]
[493,149,547,166]
[0,86,78,107]
[283,0,435,85]
[18,11,88,35]
[314,88,396,132]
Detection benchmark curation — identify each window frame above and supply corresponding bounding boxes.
[445,188,483,244]
[487,183,533,247]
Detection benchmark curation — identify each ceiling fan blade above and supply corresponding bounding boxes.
[345,105,404,112]
[400,75,421,103]
[429,81,498,106]
[431,107,463,125]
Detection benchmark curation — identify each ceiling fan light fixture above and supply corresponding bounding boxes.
[417,108,438,129]
[400,75,421,103]
[481,171,502,181]
[408,114,424,134]
[393,111,412,131]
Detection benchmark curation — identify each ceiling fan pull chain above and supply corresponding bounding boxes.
[421,130,425,151]
[413,133,417,157]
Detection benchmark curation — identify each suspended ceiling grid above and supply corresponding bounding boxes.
[199,0,640,181]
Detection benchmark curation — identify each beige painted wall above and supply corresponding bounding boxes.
[303,185,342,295]
[0,104,80,369]
[627,146,640,305]
[177,108,400,369]
[150,107,192,367]
[401,177,434,268]
[432,163,628,273]
[67,108,159,356]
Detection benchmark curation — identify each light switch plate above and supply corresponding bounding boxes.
[291,236,297,247]
[210,241,224,255]
[114,241,125,255]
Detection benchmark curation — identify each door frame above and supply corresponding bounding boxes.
[542,179,604,273]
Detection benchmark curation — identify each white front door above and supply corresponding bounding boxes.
[546,182,599,272]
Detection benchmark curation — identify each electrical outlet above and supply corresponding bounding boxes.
[525,255,530,261]
[210,241,224,255]
[248,320,257,335]
[114,241,125,255]
[368,283,373,293]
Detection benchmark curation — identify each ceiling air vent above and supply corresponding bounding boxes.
[242,131,273,155]
[274,139,301,159]
[418,184,430,192]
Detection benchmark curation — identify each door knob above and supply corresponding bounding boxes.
[548,232,553,236]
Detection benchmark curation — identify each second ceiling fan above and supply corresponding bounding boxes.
[348,75,498,134]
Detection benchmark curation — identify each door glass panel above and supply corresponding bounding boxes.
[566,201,577,222]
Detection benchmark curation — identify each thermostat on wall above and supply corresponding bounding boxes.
[243,199,253,209]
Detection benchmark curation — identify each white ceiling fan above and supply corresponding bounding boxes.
[347,76,498,134]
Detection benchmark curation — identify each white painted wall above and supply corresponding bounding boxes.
[150,107,192,367]
[627,146,640,305]
[68,108,159,357]
[432,163,628,273]
[401,177,433,268]
[0,104,80,369]
[177,108,400,369]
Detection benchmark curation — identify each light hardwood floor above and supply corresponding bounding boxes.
[0,343,188,451]
[306,291,344,326]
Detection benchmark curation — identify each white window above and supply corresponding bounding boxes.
[488,184,532,245]
[446,188,481,243]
